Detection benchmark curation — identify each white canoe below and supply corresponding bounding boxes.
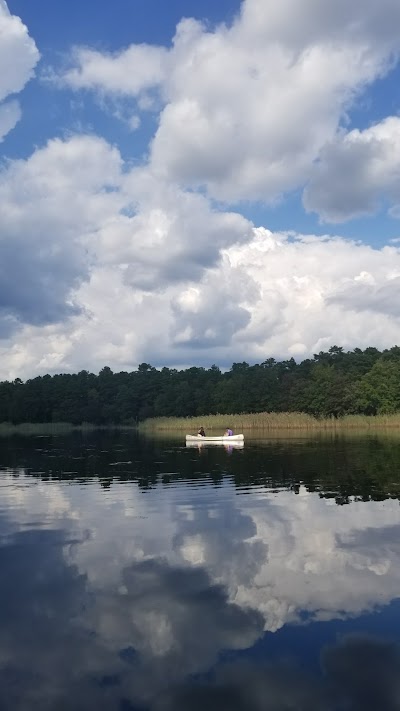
[186,434,244,442]
[186,440,244,448]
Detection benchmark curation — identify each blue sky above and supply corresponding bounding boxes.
[4,0,240,160]
[1,0,400,378]
[5,0,400,243]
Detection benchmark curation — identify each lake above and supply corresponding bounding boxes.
[0,430,400,710]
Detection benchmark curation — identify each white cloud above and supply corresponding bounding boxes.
[304,116,400,221]
[0,134,124,336]
[222,228,400,360]
[0,134,252,362]
[60,43,168,96]
[103,167,252,290]
[0,99,21,142]
[3,216,400,378]
[170,267,255,348]
[3,46,400,379]
[0,0,39,140]
[239,0,400,49]
[55,0,400,204]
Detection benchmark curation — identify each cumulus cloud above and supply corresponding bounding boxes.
[328,275,400,317]
[55,0,400,203]
[0,134,124,336]
[0,0,39,140]
[221,229,400,360]
[304,117,400,221]
[60,43,168,96]
[107,168,252,290]
[239,0,400,49]
[170,267,255,348]
[3,220,400,377]
[0,133,252,351]
[4,0,400,376]
[0,99,21,142]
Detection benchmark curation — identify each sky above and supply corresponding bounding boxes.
[1,0,400,379]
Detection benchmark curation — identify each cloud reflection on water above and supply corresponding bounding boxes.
[1,435,400,708]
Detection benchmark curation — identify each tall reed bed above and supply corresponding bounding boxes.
[139,412,400,433]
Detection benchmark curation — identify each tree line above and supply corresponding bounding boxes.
[1,345,400,424]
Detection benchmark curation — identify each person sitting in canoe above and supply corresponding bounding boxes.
[198,427,206,437]
[224,427,233,436]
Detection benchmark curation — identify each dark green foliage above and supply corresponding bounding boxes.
[1,346,400,423]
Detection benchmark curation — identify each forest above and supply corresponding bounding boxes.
[1,345,400,425]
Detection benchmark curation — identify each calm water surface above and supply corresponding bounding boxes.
[1,431,400,710]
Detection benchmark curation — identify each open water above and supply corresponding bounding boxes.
[0,430,400,710]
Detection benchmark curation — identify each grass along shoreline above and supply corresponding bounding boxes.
[0,422,134,436]
[139,412,400,433]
